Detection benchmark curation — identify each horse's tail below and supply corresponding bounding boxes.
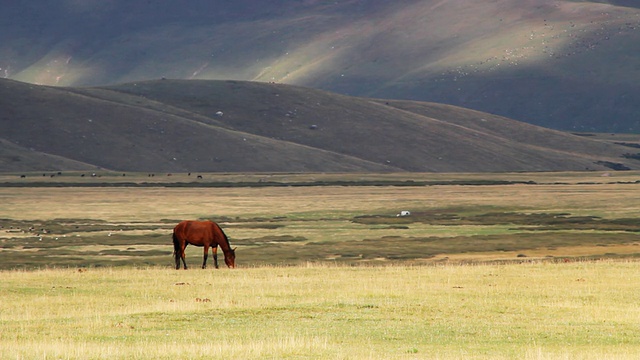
[172,229,181,261]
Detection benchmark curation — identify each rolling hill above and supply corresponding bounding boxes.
[1,1,640,132]
[1,78,638,173]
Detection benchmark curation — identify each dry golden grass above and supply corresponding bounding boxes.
[1,262,639,359]
[2,174,640,221]
[1,172,640,358]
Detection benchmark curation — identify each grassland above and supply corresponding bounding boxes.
[1,171,639,269]
[1,171,640,358]
[1,263,639,359]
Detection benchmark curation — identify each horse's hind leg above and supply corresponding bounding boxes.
[175,244,188,270]
[202,244,209,269]
[180,252,188,270]
[180,244,188,270]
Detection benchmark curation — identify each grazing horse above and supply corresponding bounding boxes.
[172,220,236,270]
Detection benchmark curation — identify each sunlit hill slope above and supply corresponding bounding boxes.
[2,1,640,132]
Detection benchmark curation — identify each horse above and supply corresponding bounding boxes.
[172,220,236,270]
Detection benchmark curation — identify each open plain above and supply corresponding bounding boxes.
[1,171,639,358]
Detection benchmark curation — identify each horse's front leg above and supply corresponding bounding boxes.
[213,246,219,269]
[202,244,209,269]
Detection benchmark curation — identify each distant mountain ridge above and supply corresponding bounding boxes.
[1,78,638,172]
[1,1,640,132]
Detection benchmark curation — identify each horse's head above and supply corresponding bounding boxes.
[224,247,237,268]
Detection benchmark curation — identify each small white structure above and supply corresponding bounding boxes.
[397,210,411,217]
[215,111,223,117]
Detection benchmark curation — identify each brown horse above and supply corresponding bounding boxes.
[172,220,236,270]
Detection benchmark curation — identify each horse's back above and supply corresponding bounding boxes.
[174,220,217,244]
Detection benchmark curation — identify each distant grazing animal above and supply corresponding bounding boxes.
[172,220,236,270]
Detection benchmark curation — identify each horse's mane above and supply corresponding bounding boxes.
[213,221,232,249]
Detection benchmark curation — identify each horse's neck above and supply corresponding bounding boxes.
[216,234,232,254]
[210,223,231,252]
[219,242,232,254]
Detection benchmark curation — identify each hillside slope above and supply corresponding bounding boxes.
[1,1,640,132]
[1,78,638,173]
